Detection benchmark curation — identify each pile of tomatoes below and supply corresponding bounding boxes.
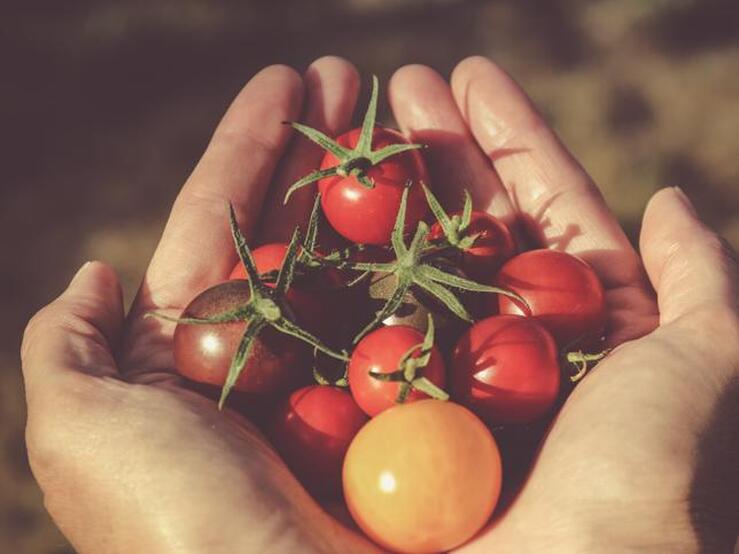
[159,77,607,553]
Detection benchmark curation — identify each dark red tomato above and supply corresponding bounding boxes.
[492,249,606,349]
[173,280,309,394]
[429,211,516,282]
[451,315,560,425]
[348,325,446,417]
[318,127,428,245]
[269,385,368,497]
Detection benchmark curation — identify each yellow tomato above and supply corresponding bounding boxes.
[343,400,502,553]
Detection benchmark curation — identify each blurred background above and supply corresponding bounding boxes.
[2,0,738,551]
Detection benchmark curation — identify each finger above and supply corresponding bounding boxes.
[450,56,641,288]
[21,262,124,403]
[258,56,360,244]
[131,65,304,315]
[640,187,738,325]
[388,64,515,223]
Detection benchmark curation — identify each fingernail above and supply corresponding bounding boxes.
[672,186,697,215]
[70,261,92,284]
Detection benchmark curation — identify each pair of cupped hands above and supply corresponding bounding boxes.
[21,56,738,553]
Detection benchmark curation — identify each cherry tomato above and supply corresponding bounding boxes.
[269,386,368,497]
[492,249,606,348]
[173,280,309,394]
[229,243,347,342]
[229,243,288,280]
[343,400,501,553]
[451,315,560,425]
[348,325,446,417]
[429,211,516,281]
[318,127,428,245]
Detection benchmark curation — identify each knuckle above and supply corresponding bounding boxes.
[21,304,57,360]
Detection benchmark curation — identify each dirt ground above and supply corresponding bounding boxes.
[2,1,737,551]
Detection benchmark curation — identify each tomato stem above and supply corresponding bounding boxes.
[282,75,425,204]
[565,349,611,382]
[368,316,449,403]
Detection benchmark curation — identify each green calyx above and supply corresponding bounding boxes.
[311,187,526,342]
[283,75,426,203]
[565,349,611,382]
[369,315,449,403]
[423,184,479,250]
[148,203,348,409]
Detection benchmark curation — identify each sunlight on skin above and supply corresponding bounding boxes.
[20,56,738,554]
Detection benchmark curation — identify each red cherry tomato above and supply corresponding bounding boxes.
[318,127,428,245]
[343,400,502,553]
[451,315,560,425]
[269,386,368,497]
[229,243,289,280]
[348,325,446,417]
[173,281,309,394]
[229,243,347,342]
[492,249,606,348]
[429,211,516,281]
[229,242,349,292]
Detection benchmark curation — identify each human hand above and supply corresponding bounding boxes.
[22,54,738,554]
[386,57,737,553]
[21,57,380,554]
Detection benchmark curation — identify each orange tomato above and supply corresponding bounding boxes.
[343,400,502,553]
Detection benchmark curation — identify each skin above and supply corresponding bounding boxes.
[21,56,738,553]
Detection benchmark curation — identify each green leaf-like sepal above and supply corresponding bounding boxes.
[288,122,352,160]
[219,319,266,409]
[356,75,379,156]
[413,274,473,322]
[272,317,349,362]
[417,264,527,305]
[460,189,473,231]
[303,194,321,253]
[274,227,302,296]
[354,274,413,343]
[229,203,267,297]
[410,376,449,401]
[368,142,426,165]
[391,186,410,255]
[284,168,339,204]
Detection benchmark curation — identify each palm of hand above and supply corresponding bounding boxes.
[22,57,737,554]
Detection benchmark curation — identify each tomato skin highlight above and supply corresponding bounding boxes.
[348,325,447,417]
[318,127,429,246]
[451,315,560,425]
[269,386,368,497]
[343,400,502,553]
[429,211,516,281]
[492,249,606,349]
[173,281,309,394]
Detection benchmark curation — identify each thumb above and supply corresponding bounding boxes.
[21,261,125,400]
[640,187,737,325]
